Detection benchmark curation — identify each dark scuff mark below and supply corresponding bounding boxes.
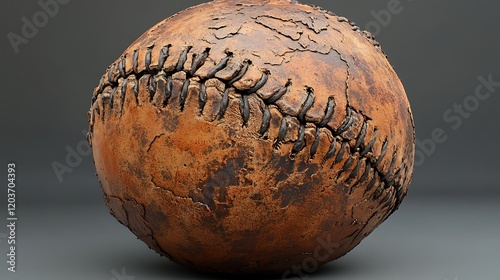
[192,157,246,218]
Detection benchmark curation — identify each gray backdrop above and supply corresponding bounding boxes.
[0,1,498,280]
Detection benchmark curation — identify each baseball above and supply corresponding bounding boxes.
[88,0,415,275]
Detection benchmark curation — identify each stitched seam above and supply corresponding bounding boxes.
[90,44,406,204]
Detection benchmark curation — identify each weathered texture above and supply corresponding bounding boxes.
[88,0,415,275]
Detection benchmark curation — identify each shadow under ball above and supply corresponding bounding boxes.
[88,0,415,275]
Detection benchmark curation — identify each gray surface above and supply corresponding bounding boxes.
[0,0,499,279]
[1,195,499,280]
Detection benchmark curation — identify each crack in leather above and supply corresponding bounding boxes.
[104,194,173,259]
[150,176,211,210]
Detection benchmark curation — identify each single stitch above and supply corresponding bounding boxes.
[359,161,371,183]
[348,159,361,180]
[207,54,231,79]
[309,127,321,159]
[145,46,154,74]
[219,88,230,119]
[291,124,306,156]
[176,46,192,72]
[108,64,115,85]
[180,79,190,111]
[190,48,211,76]
[360,129,377,157]
[260,104,271,137]
[340,155,354,175]
[353,122,367,152]
[199,83,207,113]
[324,137,337,161]
[381,153,397,181]
[266,81,290,103]
[118,55,126,78]
[374,140,388,167]
[228,60,251,85]
[158,45,171,70]
[298,88,315,123]
[133,77,139,101]
[318,97,334,127]
[246,71,269,94]
[334,141,347,164]
[240,94,250,126]
[335,107,354,136]
[279,118,289,141]
[133,49,139,74]
[147,75,156,101]
[162,75,173,106]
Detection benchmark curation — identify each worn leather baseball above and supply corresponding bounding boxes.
[88,0,415,275]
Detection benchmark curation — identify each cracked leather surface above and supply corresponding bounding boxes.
[88,0,415,275]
